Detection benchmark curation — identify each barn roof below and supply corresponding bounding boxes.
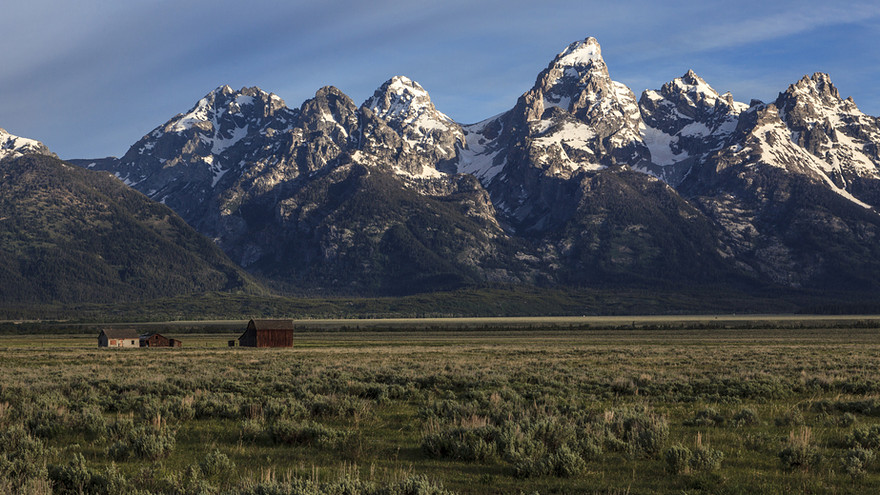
[249,319,294,331]
[101,329,139,339]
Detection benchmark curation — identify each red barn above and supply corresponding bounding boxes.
[140,333,179,348]
[238,319,294,347]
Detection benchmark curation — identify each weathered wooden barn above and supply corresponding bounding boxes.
[238,319,294,347]
[98,329,140,348]
[140,333,182,348]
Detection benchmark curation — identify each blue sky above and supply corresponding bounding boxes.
[1,0,878,159]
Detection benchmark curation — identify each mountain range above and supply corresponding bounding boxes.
[6,36,880,305]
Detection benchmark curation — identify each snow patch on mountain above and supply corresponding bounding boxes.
[533,120,596,149]
[458,115,507,182]
[531,119,604,173]
[235,95,255,106]
[114,171,141,187]
[211,125,249,155]
[211,166,228,187]
[394,164,443,179]
[170,97,213,132]
[641,125,688,166]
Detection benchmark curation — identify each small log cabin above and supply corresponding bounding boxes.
[98,329,140,348]
[140,333,182,348]
[238,319,294,347]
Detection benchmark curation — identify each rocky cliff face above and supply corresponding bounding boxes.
[774,73,880,206]
[362,76,465,176]
[447,38,739,285]
[677,80,880,288]
[638,70,748,186]
[69,37,880,295]
[456,38,652,233]
[513,37,648,172]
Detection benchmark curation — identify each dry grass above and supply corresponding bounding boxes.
[1,327,880,493]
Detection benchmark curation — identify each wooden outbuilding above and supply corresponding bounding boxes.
[140,333,181,348]
[98,329,140,348]
[238,319,294,347]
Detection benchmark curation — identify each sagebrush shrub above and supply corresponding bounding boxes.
[665,445,692,474]
[0,425,49,487]
[25,407,67,439]
[69,405,108,436]
[779,427,821,470]
[107,424,176,460]
[848,424,880,450]
[240,418,266,442]
[774,409,805,427]
[48,453,91,495]
[684,408,725,427]
[691,445,724,472]
[421,425,498,462]
[731,408,759,427]
[194,393,241,420]
[616,411,669,457]
[233,473,452,495]
[842,447,875,479]
[838,412,857,427]
[270,419,348,448]
[199,449,235,478]
[548,445,586,477]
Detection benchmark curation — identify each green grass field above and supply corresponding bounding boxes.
[3,324,880,494]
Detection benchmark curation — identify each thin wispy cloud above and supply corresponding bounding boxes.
[607,1,880,63]
[679,3,880,54]
[0,0,877,158]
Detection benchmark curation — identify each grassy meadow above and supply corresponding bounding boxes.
[2,323,880,494]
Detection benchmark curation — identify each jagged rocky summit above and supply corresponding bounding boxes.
[68,36,880,295]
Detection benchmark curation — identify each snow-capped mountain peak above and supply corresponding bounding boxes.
[366,76,436,119]
[101,84,301,213]
[788,73,841,104]
[776,72,863,125]
[672,70,731,110]
[65,36,880,295]
[0,128,55,161]
[637,70,748,184]
[775,72,880,179]
[508,36,647,176]
[166,85,289,134]
[362,75,464,168]
[364,75,455,129]
[553,37,603,68]
[650,70,748,114]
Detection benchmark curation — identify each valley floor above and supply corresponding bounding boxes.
[2,327,880,494]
